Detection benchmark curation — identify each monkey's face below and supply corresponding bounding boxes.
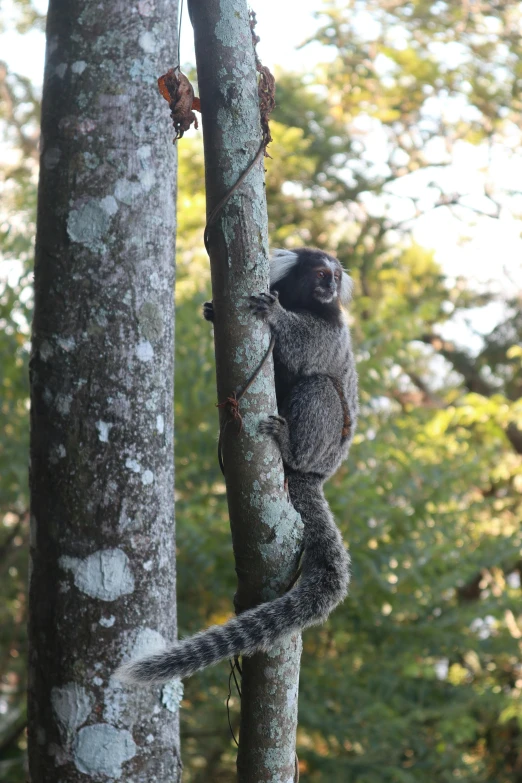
[311,259,343,304]
[270,247,353,313]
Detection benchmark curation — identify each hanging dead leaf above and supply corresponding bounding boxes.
[157,67,201,141]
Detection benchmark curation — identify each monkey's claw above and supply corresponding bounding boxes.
[259,415,287,437]
[203,301,214,322]
[249,291,278,316]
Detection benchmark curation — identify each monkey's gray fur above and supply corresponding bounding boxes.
[116,248,358,685]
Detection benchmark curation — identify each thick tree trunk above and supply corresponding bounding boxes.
[28,2,181,781]
[189,2,303,781]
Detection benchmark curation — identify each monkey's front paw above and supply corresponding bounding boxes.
[203,301,214,322]
[259,415,288,437]
[249,291,278,317]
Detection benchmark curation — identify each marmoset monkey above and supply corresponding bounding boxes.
[117,248,358,684]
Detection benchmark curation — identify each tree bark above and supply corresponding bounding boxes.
[189,2,303,781]
[28,1,181,781]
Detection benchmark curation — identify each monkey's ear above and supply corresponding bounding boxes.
[270,249,299,286]
[340,272,354,305]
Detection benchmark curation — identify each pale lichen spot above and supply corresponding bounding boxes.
[76,118,96,134]
[49,443,67,464]
[72,60,87,74]
[286,681,299,709]
[100,195,118,216]
[59,549,135,601]
[57,335,76,352]
[114,177,142,205]
[55,63,68,79]
[39,340,53,361]
[118,502,139,532]
[103,679,127,725]
[139,301,164,342]
[143,560,153,571]
[56,393,72,415]
[96,421,113,443]
[241,411,263,440]
[43,147,61,170]
[83,151,99,169]
[139,168,155,192]
[138,0,153,16]
[67,200,113,252]
[99,615,116,628]
[136,341,154,362]
[74,724,136,777]
[51,683,94,741]
[48,35,58,55]
[125,458,141,473]
[131,628,166,659]
[141,470,154,486]
[138,30,156,52]
[156,414,164,434]
[137,144,151,163]
[162,679,184,713]
[129,56,157,85]
[92,676,103,686]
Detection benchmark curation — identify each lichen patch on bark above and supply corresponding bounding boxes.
[73,724,137,777]
[59,549,135,601]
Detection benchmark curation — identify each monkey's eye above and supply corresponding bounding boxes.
[316,270,327,279]
[334,271,341,281]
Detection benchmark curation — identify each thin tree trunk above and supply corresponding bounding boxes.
[189,2,303,781]
[28,1,181,781]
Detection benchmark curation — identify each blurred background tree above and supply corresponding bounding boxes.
[1,0,521,781]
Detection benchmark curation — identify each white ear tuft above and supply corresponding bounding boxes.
[340,272,354,305]
[270,249,299,286]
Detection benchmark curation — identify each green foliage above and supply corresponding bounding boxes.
[0,0,45,34]
[0,95,34,783]
[2,1,522,781]
[0,11,40,775]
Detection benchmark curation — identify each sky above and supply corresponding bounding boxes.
[1,0,521,347]
[0,0,326,82]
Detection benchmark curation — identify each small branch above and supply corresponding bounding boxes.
[389,368,445,410]
[421,334,495,396]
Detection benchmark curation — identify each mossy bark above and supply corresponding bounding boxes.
[28,1,181,780]
[189,1,303,781]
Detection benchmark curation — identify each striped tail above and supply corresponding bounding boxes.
[115,475,350,684]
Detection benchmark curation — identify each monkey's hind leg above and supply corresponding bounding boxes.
[258,415,299,471]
